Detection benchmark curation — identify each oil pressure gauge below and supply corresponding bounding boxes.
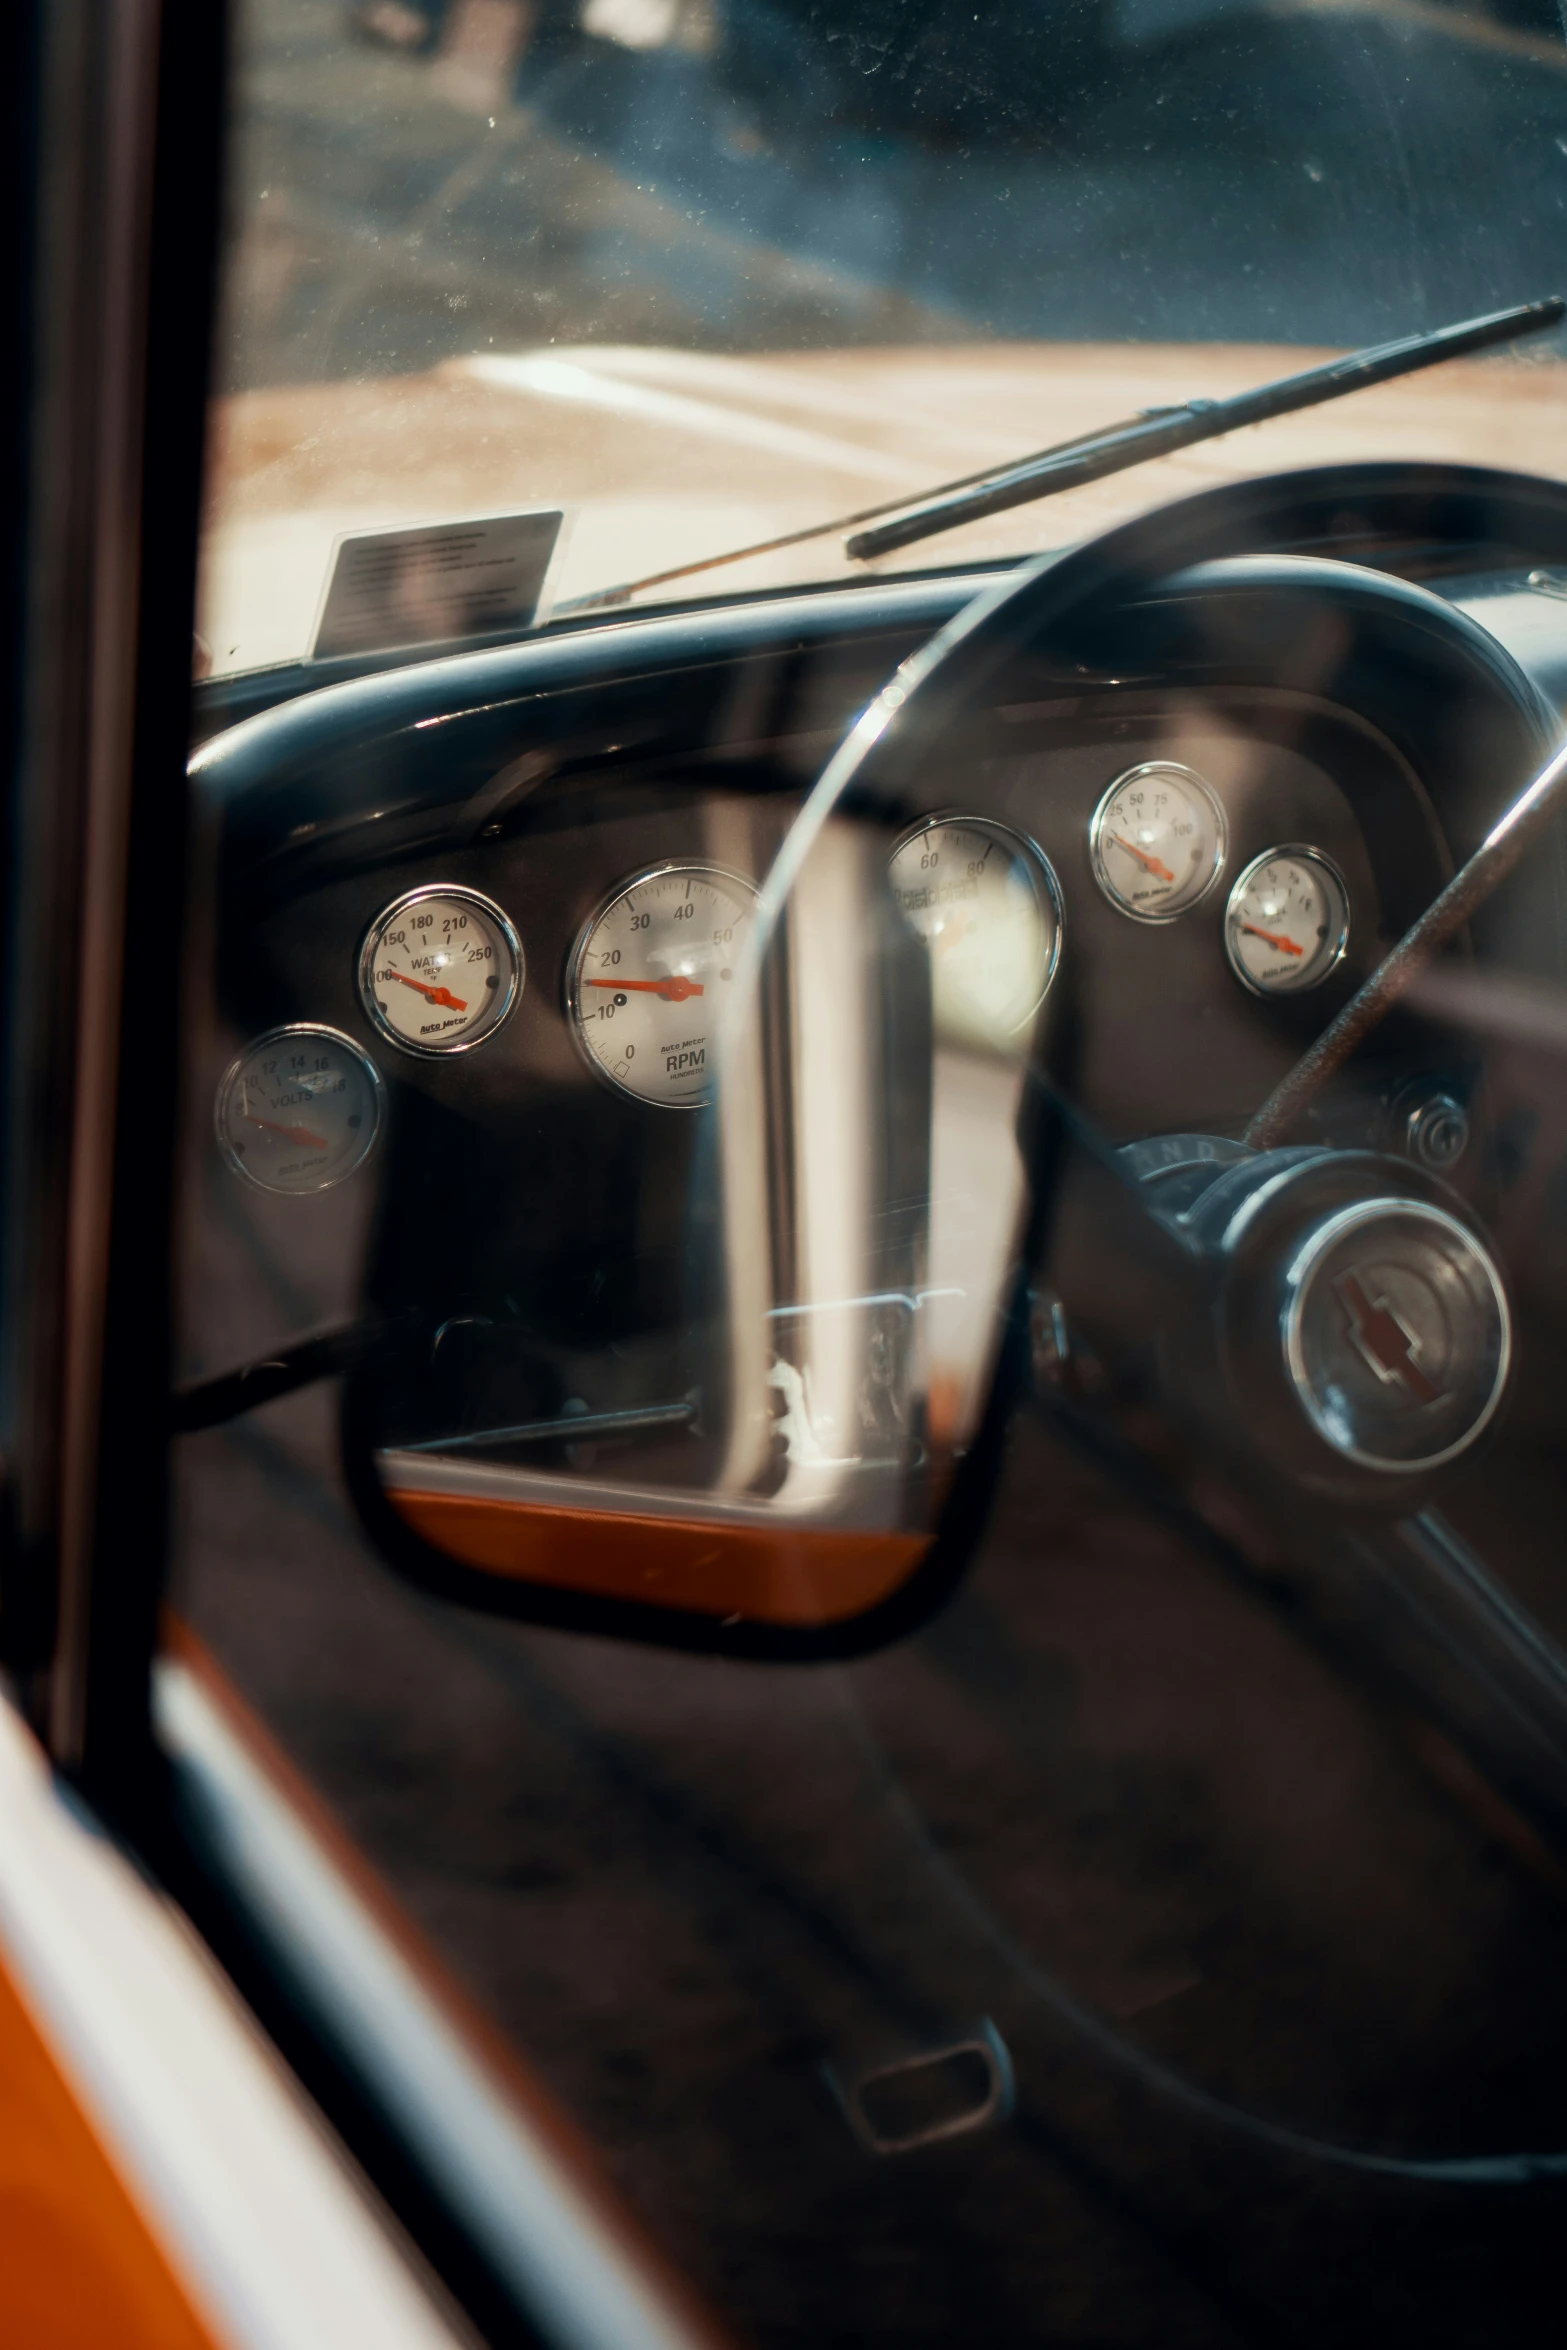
[359,884,521,1055]
[1225,846,1350,996]
[1090,762,1227,921]
[216,1025,384,1195]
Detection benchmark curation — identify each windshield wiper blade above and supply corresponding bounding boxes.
[846,296,1565,562]
[556,297,1562,615]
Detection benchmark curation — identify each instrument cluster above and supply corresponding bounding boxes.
[211,755,1360,1194]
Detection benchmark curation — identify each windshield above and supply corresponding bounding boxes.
[175,13,1567,2343]
[200,0,1567,675]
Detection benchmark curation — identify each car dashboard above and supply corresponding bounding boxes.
[191,469,1567,1519]
[175,462,1567,2349]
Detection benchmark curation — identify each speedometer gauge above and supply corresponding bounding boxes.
[568,862,757,1107]
[1224,846,1350,996]
[1089,762,1227,921]
[889,814,1062,1039]
[216,1025,384,1194]
[359,884,521,1055]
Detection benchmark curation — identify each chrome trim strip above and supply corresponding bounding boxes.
[376,1445,900,1530]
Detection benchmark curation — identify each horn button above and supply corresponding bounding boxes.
[1284,1199,1510,1471]
[1146,1147,1512,1500]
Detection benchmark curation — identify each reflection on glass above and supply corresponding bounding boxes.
[889,815,1061,1045]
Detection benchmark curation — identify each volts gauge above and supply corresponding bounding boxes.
[359,884,521,1055]
[568,862,757,1108]
[1225,846,1350,996]
[889,814,1063,1039]
[1090,762,1227,921]
[216,1026,384,1195]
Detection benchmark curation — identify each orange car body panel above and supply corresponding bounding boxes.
[0,1956,215,2350]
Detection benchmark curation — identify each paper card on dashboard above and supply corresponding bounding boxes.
[309,508,567,661]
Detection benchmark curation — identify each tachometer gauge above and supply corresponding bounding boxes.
[889,814,1063,1040]
[1225,846,1350,996]
[1089,762,1227,921]
[568,862,756,1107]
[358,884,521,1055]
[215,1025,384,1195]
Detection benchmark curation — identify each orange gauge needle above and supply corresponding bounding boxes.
[587,975,705,1002]
[249,1116,328,1149]
[1241,921,1304,957]
[1109,832,1175,883]
[388,971,468,1012]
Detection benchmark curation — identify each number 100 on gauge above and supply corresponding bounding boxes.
[568,862,756,1107]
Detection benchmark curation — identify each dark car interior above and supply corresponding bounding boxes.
[175,458,1567,2347]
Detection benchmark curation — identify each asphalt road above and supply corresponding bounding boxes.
[224,0,1567,391]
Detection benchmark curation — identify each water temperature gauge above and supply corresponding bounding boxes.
[216,1025,384,1195]
[358,884,522,1055]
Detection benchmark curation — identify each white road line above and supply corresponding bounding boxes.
[568,344,1032,461]
[457,353,924,483]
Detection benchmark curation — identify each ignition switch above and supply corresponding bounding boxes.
[1399,1089,1470,1170]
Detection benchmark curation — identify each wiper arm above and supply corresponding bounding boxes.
[846,296,1564,561]
[556,298,1561,615]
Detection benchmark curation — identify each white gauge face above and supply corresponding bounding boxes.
[889,815,1062,1040]
[570,864,757,1107]
[1225,847,1350,996]
[216,1026,384,1194]
[359,885,521,1054]
[1089,762,1227,921]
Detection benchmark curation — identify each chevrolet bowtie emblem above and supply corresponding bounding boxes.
[1334,1269,1441,1404]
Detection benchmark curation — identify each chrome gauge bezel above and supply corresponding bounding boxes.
[1223,843,1351,998]
[214,1023,386,1195]
[357,882,523,1057]
[1088,761,1228,924]
[565,859,759,1109]
[888,810,1066,1032]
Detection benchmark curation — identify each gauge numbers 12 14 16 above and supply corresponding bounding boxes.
[215,1025,385,1194]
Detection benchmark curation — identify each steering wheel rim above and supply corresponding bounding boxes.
[742,473,1567,2180]
[800,468,1559,844]
[741,467,1557,1659]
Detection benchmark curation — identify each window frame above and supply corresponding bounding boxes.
[0,12,722,2346]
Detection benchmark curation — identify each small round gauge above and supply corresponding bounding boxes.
[358,884,521,1055]
[1089,762,1227,921]
[215,1025,384,1195]
[1225,845,1350,996]
[568,862,757,1108]
[889,813,1063,1038]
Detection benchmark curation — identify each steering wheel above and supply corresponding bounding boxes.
[752,471,1567,1829]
